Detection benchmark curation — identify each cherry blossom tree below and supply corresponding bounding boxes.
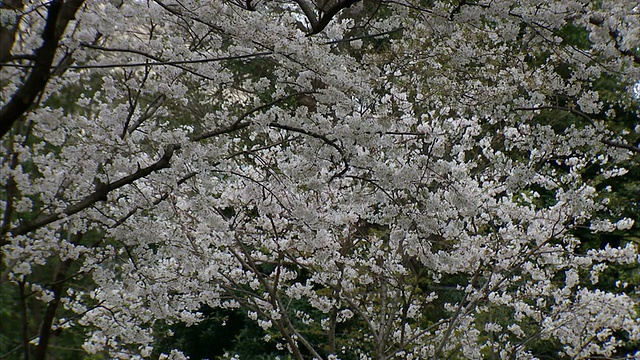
[1,0,639,359]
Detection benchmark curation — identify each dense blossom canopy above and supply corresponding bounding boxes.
[1,0,639,359]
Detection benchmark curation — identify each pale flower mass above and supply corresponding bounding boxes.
[1,0,639,359]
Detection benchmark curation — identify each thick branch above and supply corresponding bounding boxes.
[19,280,30,360]
[9,144,179,237]
[600,139,640,154]
[294,0,361,35]
[34,258,73,360]
[314,0,361,35]
[0,0,85,138]
[5,91,319,239]
[293,0,319,29]
[0,18,19,63]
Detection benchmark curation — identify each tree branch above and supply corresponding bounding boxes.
[600,139,640,154]
[293,0,319,30]
[109,171,197,229]
[34,258,73,360]
[1,51,273,70]
[192,91,316,142]
[0,0,85,138]
[294,0,361,35]
[514,106,640,154]
[268,122,350,180]
[312,0,361,35]
[8,144,179,237]
[324,27,404,44]
[19,280,30,360]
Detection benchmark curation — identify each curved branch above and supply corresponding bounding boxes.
[294,0,361,35]
[192,91,315,142]
[600,139,640,154]
[1,51,273,70]
[293,0,319,30]
[268,122,350,180]
[7,144,179,237]
[0,0,85,138]
[4,90,323,240]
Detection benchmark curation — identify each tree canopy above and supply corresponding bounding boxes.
[1,0,639,359]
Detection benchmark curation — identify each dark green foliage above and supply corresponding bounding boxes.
[153,307,283,359]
